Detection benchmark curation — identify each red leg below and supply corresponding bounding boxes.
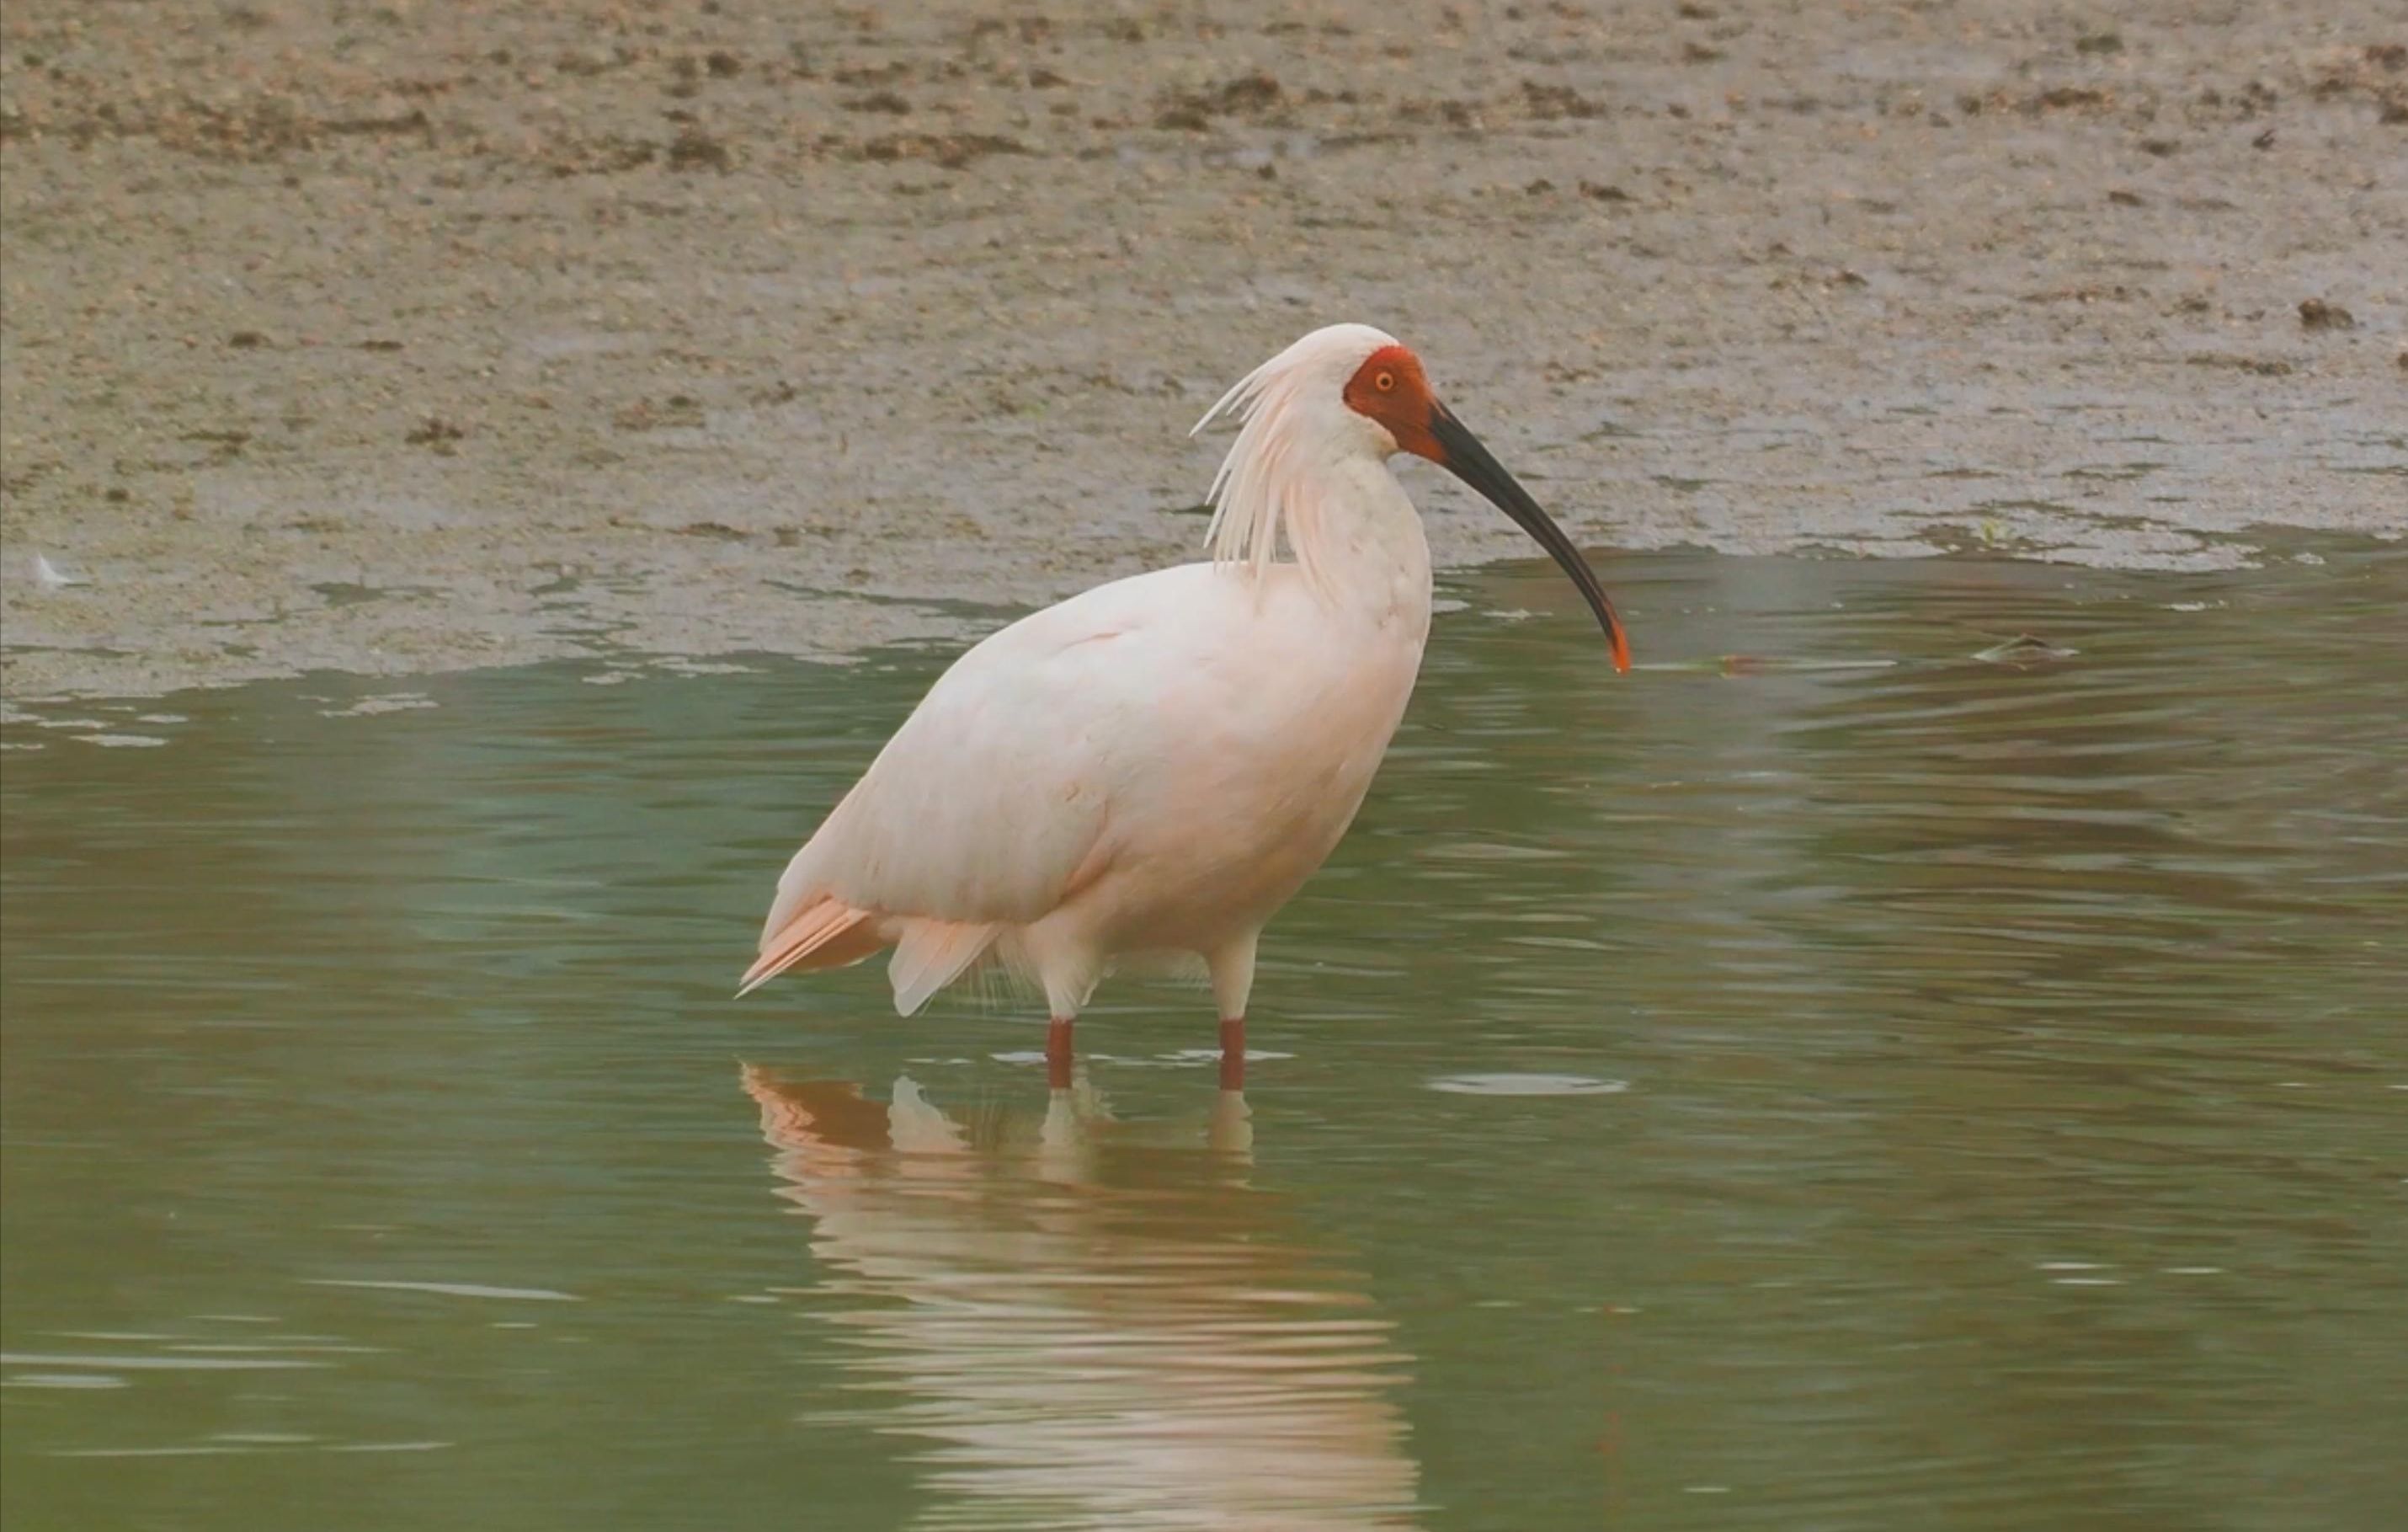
[1047,1016,1074,1092]
[1218,1016,1245,1091]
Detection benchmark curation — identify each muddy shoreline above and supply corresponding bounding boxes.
[3,0,2401,700]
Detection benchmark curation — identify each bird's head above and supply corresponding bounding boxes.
[1196,323,1630,673]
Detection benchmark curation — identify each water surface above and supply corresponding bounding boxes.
[5,546,2405,1529]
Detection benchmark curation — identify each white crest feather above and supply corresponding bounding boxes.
[1191,323,1398,584]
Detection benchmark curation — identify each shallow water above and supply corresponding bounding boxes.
[4,545,2405,1530]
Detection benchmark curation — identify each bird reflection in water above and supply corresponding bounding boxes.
[742,1066,1423,1529]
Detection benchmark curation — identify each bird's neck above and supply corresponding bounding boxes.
[1290,455,1433,638]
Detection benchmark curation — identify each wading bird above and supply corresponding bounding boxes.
[743,323,1628,1088]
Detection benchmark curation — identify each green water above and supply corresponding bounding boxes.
[4,547,2405,1530]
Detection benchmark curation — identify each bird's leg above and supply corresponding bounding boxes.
[1047,1016,1075,1092]
[1206,931,1260,1094]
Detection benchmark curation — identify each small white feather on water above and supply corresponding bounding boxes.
[32,554,86,589]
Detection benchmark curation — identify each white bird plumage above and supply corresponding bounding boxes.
[743,323,1627,1082]
[1194,320,1403,586]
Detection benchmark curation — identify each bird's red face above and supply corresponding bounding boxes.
[1342,344,1631,673]
[1341,344,1445,461]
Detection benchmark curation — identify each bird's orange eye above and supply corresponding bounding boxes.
[1374,371,1396,392]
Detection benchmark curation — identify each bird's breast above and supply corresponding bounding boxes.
[1079,610,1423,949]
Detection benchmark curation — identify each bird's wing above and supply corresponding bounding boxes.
[760,566,1228,948]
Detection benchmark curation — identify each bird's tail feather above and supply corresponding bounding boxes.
[738,898,883,997]
[889,920,1000,1017]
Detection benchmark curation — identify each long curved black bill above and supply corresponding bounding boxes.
[1429,403,1630,673]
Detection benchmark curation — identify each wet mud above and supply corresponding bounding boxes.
[3,0,2402,697]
